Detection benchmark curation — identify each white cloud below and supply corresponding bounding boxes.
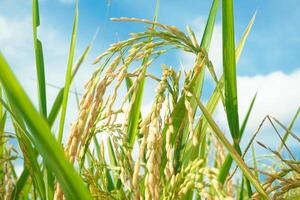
[237,70,300,129]
[0,15,66,101]
[0,16,32,60]
[0,14,94,140]
[213,70,300,150]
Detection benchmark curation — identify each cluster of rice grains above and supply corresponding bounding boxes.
[54,18,233,199]
[164,159,231,200]
[0,146,16,200]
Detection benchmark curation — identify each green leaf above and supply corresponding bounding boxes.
[191,0,220,120]
[126,71,146,146]
[277,106,300,152]
[0,52,92,200]
[108,138,118,167]
[0,98,43,200]
[48,89,64,127]
[220,13,255,196]
[238,177,245,200]
[222,0,240,141]
[218,12,257,184]
[0,99,31,199]
[191,93,269,199]
[178,1,220,164]
[0,84,3,117]
[240,93,257,136]
[163,0,220,171]
[218,92,257,183]
[93,136,101,161]
[15,124,46,199]
[58,0,79,142]
[198,11,256,144]
[33,0,47,118]
[126,0,160,147]
[235,11,257,62]
[11,168,30,199]
[200,0,220,50]
[0,86,5,188]
[48,43,92,127]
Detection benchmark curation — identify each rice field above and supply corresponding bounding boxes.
[0,0,300,199]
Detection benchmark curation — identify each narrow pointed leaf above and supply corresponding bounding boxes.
[48,43,92,127]
[0,52,92,200]
[222,0,240,141]
[217,11,257,185]
[192,93,269,199]
[33,0,47,118]
[218,93,257,183]
[58,1,79,142]
[162,0,220,170]
[127,1,160,147]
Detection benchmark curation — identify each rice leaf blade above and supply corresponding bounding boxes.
[1,94,47,199]
[192,93,269,199]
[192,0,259,165]
[33,0,47,118]
[218,92,257,183]
[127,1,160,147]
[240,93,257,136]
[200,0,220,50]
[221,14,255,197]
[0,52,92,200]
[222,0,240,141]
[164,0,220,170]
[58,0,79,142]
[48,43,92,127]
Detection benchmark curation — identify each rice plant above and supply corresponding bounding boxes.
[0,0,299,199]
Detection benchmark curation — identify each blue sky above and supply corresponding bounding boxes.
[1,0,300,157]
[2,0,299,74]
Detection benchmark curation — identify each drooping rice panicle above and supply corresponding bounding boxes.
[144,68,170,200]
[2,0,298,199]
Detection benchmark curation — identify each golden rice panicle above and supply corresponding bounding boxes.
[93,37,139,64]
[78,78,108,151]
[104,48,140,124]
[132,115,151,200]
[213,135,226,168]
[65,80,95,163]
[145,118,162,200]
[145,68,169,200]
[55,52,124,199]
[164,114,174,180]
[165,159,203,199]
[189,50,208,82]
[184,93,198,146]
[163,158,233,200]
[53,81,96,199]
[3,146,15,200]
[118,149,134,192]
[77,50,138,159]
